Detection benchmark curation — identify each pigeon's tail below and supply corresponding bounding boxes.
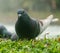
[39,15,54,33]
[52,18,59,22]
[46,15,53,23]
[46,15,59,22]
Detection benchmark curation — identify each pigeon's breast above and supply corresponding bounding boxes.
[15,17,40,39]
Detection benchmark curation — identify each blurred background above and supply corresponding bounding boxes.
[0,0,60,25]
[0,0,60,38]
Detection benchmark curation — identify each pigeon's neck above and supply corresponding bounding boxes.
[18,13,31,22]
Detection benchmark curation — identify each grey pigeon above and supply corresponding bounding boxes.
[11,33,19,41]
[15,9,58,40]
[0,24,12,38]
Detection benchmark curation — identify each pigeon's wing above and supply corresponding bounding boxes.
[30,15,54,33]
[39,15,53,33]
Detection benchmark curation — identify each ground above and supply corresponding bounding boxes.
[0,36,60,53]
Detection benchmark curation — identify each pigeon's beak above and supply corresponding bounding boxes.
[18,14,21,17]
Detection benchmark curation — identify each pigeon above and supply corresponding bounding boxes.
[0,24,12,38]
[15,9,58,40]
[11,33,19,41]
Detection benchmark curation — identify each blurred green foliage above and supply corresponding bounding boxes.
[0,0,60,12]
[0,0,60,24]
[0,37,60,53]
[56,0,60,9]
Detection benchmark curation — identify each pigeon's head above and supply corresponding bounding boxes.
[17,9,25,17]
[17,9,30,20]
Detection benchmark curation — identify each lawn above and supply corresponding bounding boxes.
[0,37,60,53]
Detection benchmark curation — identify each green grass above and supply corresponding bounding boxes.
[0,37,60,53]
